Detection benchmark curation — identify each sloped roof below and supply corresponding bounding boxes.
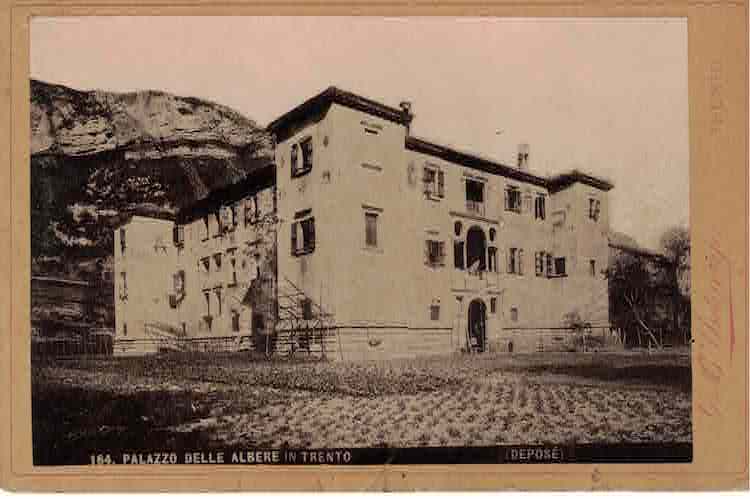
[176,163,275,224]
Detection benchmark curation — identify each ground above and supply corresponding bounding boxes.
[31,351,691,465]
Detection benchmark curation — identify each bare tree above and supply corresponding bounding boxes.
[659,226,691,344]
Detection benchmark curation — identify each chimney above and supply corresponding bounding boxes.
[517,143,530,171]
[399,100,413,135]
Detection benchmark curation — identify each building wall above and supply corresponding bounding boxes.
[113,187,276,355]
[113,216,178,355]
[114,100,612,358]
[274,102,611,358]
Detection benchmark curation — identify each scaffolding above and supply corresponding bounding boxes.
[272,276,340,360]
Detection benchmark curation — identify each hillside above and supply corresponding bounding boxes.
[30,79,273,264]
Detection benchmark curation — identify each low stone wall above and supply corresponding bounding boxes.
[489,328,623,354]
[113,335,252,356]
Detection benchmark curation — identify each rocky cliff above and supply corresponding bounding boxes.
[31,79,273,263]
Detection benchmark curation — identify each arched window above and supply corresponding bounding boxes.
[466,226,487,272]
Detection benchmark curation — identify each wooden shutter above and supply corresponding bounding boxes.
[518,249,524,275]
[504,189,509,211]
[454,241,465,269]
[291,222,298,255]
[291,144,298,176]
[308,217,316,249]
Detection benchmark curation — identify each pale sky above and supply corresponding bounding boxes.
[31,17,689,250]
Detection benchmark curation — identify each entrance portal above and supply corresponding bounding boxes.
[467,299,487,352]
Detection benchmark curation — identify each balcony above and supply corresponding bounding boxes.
[451,267,499,291]
[465,200,485,216]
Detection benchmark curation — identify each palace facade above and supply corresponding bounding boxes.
[114,87,614,358]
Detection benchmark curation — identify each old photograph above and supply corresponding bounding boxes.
[29,17,691,466]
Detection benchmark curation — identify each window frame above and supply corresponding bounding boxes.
[504,185,522,213]
[589,198,602,221]
[534,194,546,220]
[291,214,316,257]
[423,166,445,200]
[364,211,379,248]
[426,239,446,267]
[430,303,441,321]
[292,137,314,178]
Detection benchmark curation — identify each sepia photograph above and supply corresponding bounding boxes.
[28,16,692,466]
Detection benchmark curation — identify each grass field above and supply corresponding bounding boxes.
[31,351,692,464]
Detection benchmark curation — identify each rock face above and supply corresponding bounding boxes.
[31,79,274,261]
[31,79,271,157]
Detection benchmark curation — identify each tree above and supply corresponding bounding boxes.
[606,249,663,349]
[659,226,691,344]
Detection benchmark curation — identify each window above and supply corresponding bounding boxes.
[301,298,313,320]
[454,240,465,269]
[202,216,209,241]
[454,221,462,237]
[173,270,185,295]
[554,257,567,276]
[489,228,496,242]
[423,167,445,199]
[490,297,497,314]
[290,144,298,175]
[523,194,533,214]
[292,137,313,177]
[122,322,127,337]
[590,259,596,276]
[173,225,185,247]
[465,179,485,214]
[204,291,211,316]
[200,257,210,273]
[534,195,546,220]
[546,253,554,276]
[365,212,378,248]
[215,211,226,236]
[488,247,498,273]
[505,186,522,213]
[510,307,519,322]
[589,198,601,221]
[231,310,240,332]
[119,228,126,255]
[230,204,238,229]
[228,250,237,286]
[291,215,316,256]
[425,240,446,267]
[213,253,222,270]
[245,195,259,226]
[430,303,440,321]
[119,271,128,300]
[507,248,523,275]
[214,288,222,316]
[535,252,550,277]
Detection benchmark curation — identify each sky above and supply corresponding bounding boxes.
[30,17,689,250]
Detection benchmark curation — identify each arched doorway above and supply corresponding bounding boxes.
[466,226,486,272]
[468,299,487,352]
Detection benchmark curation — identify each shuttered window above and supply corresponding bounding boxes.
[365,212,378,248]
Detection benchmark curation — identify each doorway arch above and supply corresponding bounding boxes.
[468,298,487,352]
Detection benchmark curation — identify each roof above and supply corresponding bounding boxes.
[268,87,612,192]
[406,136,549,188]
[609,242,667,262]
[548,170,614,193]
[267,86,413,141]
[176,163,275,224]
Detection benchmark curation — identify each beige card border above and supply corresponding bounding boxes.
[1,3,747,491]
